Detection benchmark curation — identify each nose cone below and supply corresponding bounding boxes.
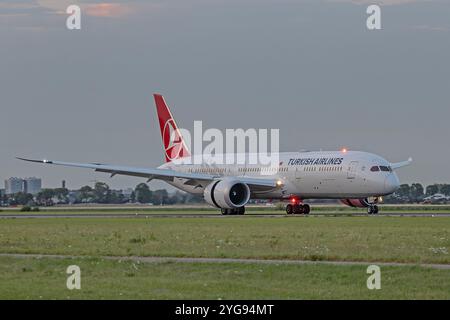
[384,174,400,194]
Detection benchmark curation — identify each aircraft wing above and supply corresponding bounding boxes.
[17,157,280,191]
[390,157,413,170]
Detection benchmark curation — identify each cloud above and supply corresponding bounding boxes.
[84,3,133,17]
[411,25,450,32]
[37,1,134,17]
[0,0,443,25]
[37,0,73,11]
[0,1,48,15]
[0,1,55,27]
[327,0,434,5]
[0,0,137,18]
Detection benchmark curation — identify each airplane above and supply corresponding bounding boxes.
[18,94,412,215]
[422,193,450,204]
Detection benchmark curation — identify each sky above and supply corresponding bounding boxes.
[1,0,449,190]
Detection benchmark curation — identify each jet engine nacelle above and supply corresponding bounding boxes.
[340,197,379,208]
[204,178,251,209]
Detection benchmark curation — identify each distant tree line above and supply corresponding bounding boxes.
[384,183,450,203]
[2,182,450,207]
[0,182,203,206]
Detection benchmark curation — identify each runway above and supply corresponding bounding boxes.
[1,212,450,218]
[1,253,449,270]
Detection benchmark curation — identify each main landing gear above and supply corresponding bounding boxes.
[367,205,379,215]
[221,207,245,215]
[286,203,310,215]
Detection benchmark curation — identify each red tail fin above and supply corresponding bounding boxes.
[153,94,191,163]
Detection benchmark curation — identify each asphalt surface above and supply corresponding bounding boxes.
[1,212,450,218]
[1,253,449,270]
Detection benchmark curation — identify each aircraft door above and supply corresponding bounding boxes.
[295,167,302,180]
[347,161,359,179]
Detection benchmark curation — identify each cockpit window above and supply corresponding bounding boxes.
[370,166,380,172]
[379,166,391,172]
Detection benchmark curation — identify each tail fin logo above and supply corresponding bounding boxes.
[154,94,190,163]
[163,118,184,161]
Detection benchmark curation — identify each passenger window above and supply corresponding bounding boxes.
[370,166,380,172]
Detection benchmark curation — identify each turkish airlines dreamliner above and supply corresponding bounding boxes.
[19,94,412,215]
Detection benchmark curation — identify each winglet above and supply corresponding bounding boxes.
[16,157,53,164]
[390,157,413,170]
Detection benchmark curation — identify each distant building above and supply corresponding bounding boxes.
[122,188,134,197]
[4,177,42,195]
[24,177,42,195]
[5,177,24,195]
[68,190,79,204]
[122,188,134,202]
[0,189,5,206]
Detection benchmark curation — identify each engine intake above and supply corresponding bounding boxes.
[204,179,251,209]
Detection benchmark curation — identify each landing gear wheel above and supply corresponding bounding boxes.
[286,204,293,215]
[238,206,245,215]
[293,204,304,214]
[367,205,379,215]
[303,204,310,215]
[221,208,228,215]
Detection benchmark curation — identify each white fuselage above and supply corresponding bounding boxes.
[159,151,400,200]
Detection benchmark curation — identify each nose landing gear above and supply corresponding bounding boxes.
[367,205,379,215]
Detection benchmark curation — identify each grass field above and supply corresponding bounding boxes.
[1,256,450,299]
[0,216,449,264]
[0,213,449,299]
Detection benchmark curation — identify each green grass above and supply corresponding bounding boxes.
[1,215,450,299]
[0,256,449,299]
[0,216,449,264]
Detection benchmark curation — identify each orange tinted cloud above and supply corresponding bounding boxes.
[85,3,133,17]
